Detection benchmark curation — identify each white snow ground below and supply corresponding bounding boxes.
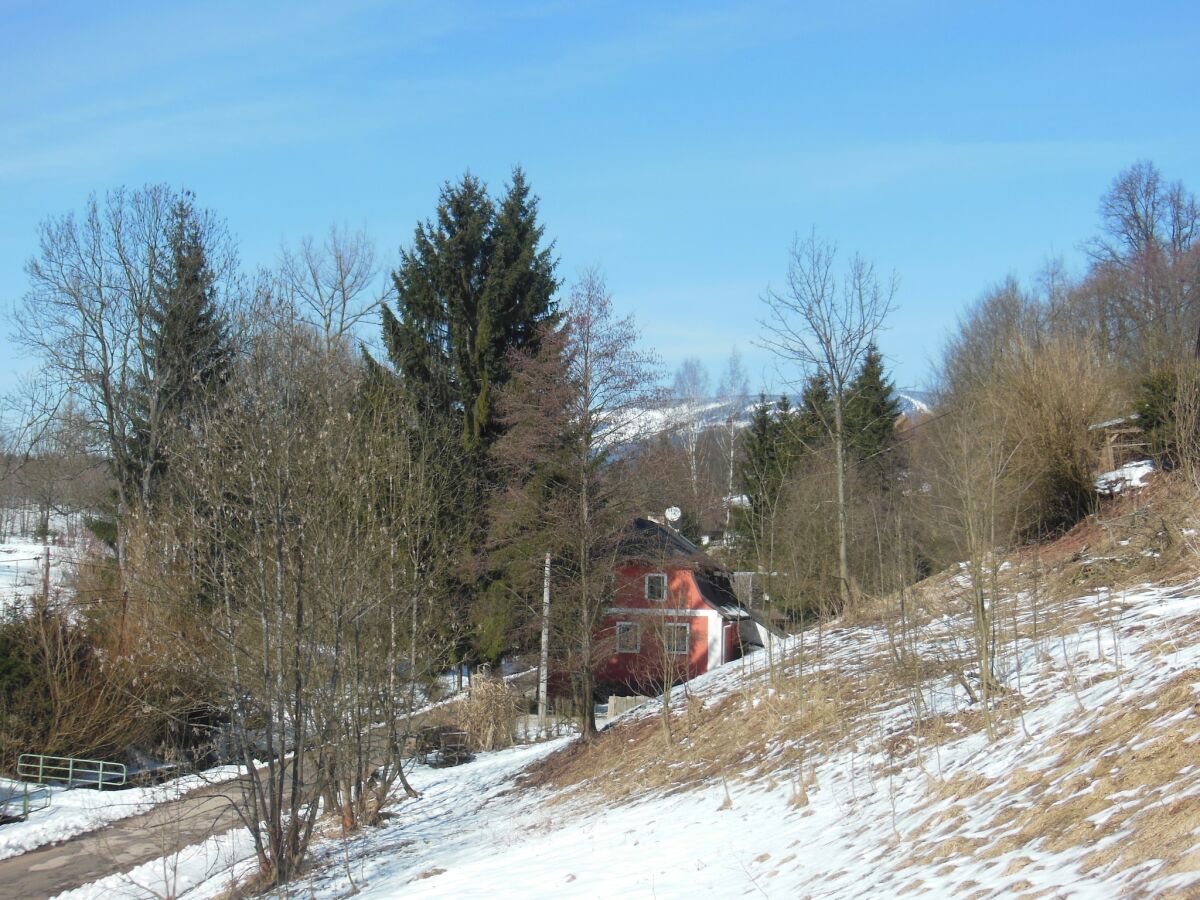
[52,567,1200,899]
[1095,459,1156,494]
[0,539,81,618]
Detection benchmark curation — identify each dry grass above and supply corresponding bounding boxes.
[519,473,1200,892]
[457,678,521,752]
[900,667,1200,884]
[522,665,865,806]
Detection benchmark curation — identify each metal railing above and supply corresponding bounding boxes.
[17,754,127,790]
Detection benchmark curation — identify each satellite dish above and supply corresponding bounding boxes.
[665,506,682,524]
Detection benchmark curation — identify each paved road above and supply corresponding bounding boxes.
[0,718,435,899]
[0,776,248,899]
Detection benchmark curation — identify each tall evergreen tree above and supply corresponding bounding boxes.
[736,395,801,552]
[126,194,231,507]
[383,168,558,455]
[844,343,901,486]
[795,372,834,451]
[377,168,558,667]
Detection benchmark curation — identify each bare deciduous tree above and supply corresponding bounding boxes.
[716,348,750,533]
[137,310,459,888]
[492,267,659,738]
[761,230,895,609]
[13,186,237,572]
[1086,161,1200,365]
[669,357,711,509]
[277,225,388,350]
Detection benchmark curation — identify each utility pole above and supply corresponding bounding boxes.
[538,552,551,734]
[725,413,736,533]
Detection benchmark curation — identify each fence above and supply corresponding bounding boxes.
[606,695,651,717]
[17,754,127,790]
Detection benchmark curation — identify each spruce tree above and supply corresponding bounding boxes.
[126,194,231,507]
[736,394,800,554]
[844,343,901,487]
[795,372,834,451]
[383,168,558,455]
[378,168,558,667]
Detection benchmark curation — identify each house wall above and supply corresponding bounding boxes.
[594,564,721,692]
[612,565,708,612]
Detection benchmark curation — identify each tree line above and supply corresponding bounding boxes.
[0,169,674,885]
[1,158,1197,888]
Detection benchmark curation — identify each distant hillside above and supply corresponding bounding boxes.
[634,388,934,441]
[896,389,933,419]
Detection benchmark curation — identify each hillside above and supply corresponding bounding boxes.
[50,472,1200,899]
[634,388,933,439]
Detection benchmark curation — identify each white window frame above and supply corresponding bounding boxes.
[644,572,667,602]
[615,621,640,653]
[664,622,690,655]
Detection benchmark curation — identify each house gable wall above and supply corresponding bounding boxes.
[595,563,732,691]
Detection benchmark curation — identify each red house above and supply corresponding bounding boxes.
[593,518,780,695]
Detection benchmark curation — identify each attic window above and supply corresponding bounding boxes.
[616,621,640,653]
[664,623,689,655]
[645,573,667,601]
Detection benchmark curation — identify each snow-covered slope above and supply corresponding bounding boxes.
[0,539,82,618]
[635,388,932,443]
[320,583,1199,899]
[64,493,1200,899]
[897,389,933,419]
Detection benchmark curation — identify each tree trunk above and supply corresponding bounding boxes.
[833,396,850,610]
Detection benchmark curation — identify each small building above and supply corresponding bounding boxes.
[1089,415,1148,473]
[593,518,780,695]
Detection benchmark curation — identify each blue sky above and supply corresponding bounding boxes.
[2,0,1198,396]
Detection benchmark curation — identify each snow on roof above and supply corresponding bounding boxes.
[1089,414,1138,431]
[694,573,750,619]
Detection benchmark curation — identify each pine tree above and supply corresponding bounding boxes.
[383,168,558,456]
[377,168,559,668]
[844,343,901,487]
[126,194,231,507]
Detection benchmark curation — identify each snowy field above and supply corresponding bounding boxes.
[47,564,1200,899]
[0,539,83,618]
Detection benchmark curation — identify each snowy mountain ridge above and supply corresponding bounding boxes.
[632,387,933,441]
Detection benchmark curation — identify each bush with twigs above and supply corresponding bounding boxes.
[458,678,521,752]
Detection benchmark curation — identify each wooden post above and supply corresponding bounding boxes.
[41,542,50,606]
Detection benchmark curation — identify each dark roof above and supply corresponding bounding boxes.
[617,517,711,566]
[614,518,786,635]
[694,571,749,619]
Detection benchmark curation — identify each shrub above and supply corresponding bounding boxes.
[1136,362,1200,472]
[458,678,521,752]
[0,622,52,768]
[998,337,1114,535]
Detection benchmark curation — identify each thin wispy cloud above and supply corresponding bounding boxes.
[1,0,1197,393]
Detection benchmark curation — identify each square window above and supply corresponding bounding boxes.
[616,621,640,653]
[645,573,667,601]
[665,623,689,655]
